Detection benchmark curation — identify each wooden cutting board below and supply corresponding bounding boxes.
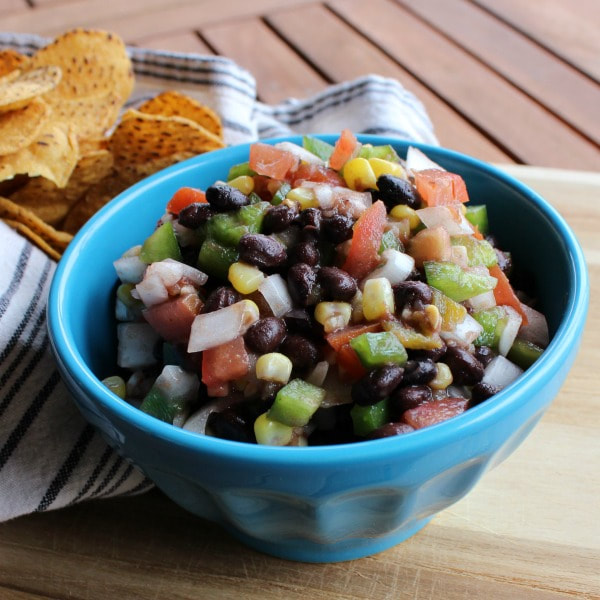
[0,165,598,600]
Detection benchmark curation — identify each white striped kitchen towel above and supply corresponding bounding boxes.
[0,34,438,522]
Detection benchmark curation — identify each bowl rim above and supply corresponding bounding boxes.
[47,135,590,467]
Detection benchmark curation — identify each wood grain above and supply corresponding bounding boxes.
[0,168,598,600]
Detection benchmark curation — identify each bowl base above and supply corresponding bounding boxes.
[223,516,433,563]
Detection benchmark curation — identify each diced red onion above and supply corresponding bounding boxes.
[406,146,445,172]
[416,206,474,235]
[187,300,259,353]
[363,249,414,286]
[258,274,294,317]
[274,141,325,165]
[498,306,523,356]
[482,355,523,389]
[117,322,160,369]
[519,304,550,348]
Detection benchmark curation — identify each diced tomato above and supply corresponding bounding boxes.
[167,187,207,215]
[329,129,358,171]
[336,343,367,382]
[143,293,202,343]
[403,397,468,429]
[489,264,528,325]
[291,163,345,187]
[201,336,250,387]
[249,143,298,180]
[342,200,387,280]
[326,322,382,352]
[414,169,469,206]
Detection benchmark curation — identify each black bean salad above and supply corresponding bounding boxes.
[106,131,550,445]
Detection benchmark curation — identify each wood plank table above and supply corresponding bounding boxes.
[1,1,599,598]
[0,167,598,600]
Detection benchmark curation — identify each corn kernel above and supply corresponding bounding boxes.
[343,157,377,191]
[240,299,260,326]
[429,362,453,390]
[351,289,364,323]
[362,277,395,321]
[254,412,294,446]
[424,304,442,333]
[256,352,293,384]
[286,186,318,209]
[390,204,421,229]
[227,175,254,195]
[314,301,352,333]
[228,262,265,294]
[368,157,406,180]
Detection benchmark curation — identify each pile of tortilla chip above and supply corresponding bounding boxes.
[0,29,224,261]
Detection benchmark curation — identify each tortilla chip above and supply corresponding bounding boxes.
[0,97,50,156]
[0,66,62,113]
[0,122,79,188]
[0,50,30,77]
[29,29,134,106]
[109,109,224,169]
[10,149,114,226]
[117,151,196,182]
[2,218,63,261]
[138,91,223,139]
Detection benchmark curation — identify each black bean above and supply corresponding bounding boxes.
[308,404,356,445]
[206,407,254,443]
[202,286,241,313]
[244,317,287,354]
[410,342,447,363]
[351,365,404,406]
[205,184,249,211]
[376,175,421,210]
[444,346,485,386]
[390,385,432,417]
[298,208,321,230]
[239,233,287,269]
[177,202,212,229]
[259,380,283,403]
[473,345,495,368]
[318,266,358,302]
[299,225,320,243]
[321,214,354,244]
[283,308,317,336]
[287,263,321,306]
[293,240,320,266]
[280,334,320,370]
[393,281,433,311]
[365,422,415,440]
[262,203,298,234]
[469,382,500,407]
[402,359,437,385]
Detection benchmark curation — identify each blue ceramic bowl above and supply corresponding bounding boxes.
[47,136,588,562]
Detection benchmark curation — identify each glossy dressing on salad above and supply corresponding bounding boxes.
[106,131,549,445]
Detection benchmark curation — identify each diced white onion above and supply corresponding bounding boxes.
[115,297,136,322]
[117,322,160,369]
[416,206,474,235]
[306,361,329,387]
[363,249,414,286]
[441,313,483,346]
[183,395,245,435]
[450,245,469,268]
[519,304,550,348]
[274,141,325,165]
[258,274,294,317]
[135,273,169,307]
[187,300,259,353]
[466,290,497,311]
[113,254,147,284]
[406,146,445,172]
[482,355,523,389]
[303,182,372,218]
[498,306,523,356]
[154,365,200,408]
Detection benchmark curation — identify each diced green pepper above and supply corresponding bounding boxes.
[207,212,248,246]
[451,235,497,267]
[238,200,269,230]
[102,375,126,399]
[382,320,444,350]
[271,182,291,206]
[379,229,402,253]
[139,221,182,264]
[302,135,334,161]
[227,161,256,180]
[140,386,179,423]
[197,238,239,279]
[424,261,497,302]
[350,332,408,369]
[473,307,506,347]
[268,378,326,427]
[358,143,400,162]
[465,205,489,236]
[117,283,143,310]
[507,337,544,369]
[351,398,390,437]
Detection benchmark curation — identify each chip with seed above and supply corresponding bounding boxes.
[0,97,50,155]
[109,109,224,169]
[29,28,134,110]
[137,90,223,139]
[0,49,30,77]
[0,122,79,188]
[10,149,114,226]
[0,66,62,112]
